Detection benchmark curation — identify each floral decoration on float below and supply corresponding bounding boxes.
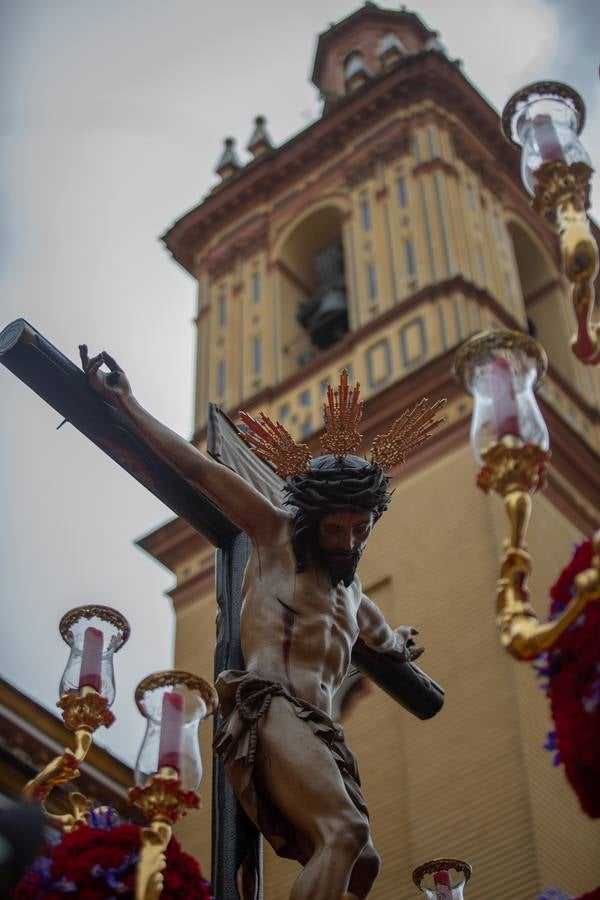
[534,538,600,819]
[15,807,212,899]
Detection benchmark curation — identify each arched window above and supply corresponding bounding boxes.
[343,51,372,91]
[377,32,408,66]
[275,205,349,378]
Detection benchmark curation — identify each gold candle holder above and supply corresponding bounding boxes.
[22,605,130,830]
[130,671,218,900]
[502,82,599,365]
[455,330,600,660]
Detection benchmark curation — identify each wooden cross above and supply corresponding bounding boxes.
[0,318,444,900]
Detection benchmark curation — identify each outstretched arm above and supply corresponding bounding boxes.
[80,346,283,542]
[357,593,424,662]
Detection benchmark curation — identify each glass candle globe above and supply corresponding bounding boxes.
[413,859,472,899]
[453,330,549,465]
[59,605,130,705]
[134,671,218,792]
[502,82,591,194]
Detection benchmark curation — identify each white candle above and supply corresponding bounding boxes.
[157,691,184,772]
[78,626,103,692]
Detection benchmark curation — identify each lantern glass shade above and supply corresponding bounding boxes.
[417,877,467,899]
[502,82,590,194]
[413,861,472,900]
[453,330,549,465]
[134,671,218,791]
[58,605,130,705]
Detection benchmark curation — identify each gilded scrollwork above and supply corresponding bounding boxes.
[501,80,586,145]
[477,440,600,660]
[134,671,218,715]
[59,604,131,648]
[477,442,550,497]
[453,329,547,392]
[532,160,593,220]
[412,858,472,888]
[129,773,202,900]
[59,687,115,731]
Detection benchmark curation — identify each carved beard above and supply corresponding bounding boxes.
[318,546,363,588]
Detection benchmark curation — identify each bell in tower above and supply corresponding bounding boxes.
[297,239,348,350]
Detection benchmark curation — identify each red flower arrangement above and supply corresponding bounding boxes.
[535,538,600,818]
[15,808,212,899]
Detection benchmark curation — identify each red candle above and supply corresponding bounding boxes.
[79,626,103,692]
[433,869,453,899]
[489,358,520,439]
[157,691,185,772]
[532,114,565,163]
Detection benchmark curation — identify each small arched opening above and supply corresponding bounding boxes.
[377,32,408,69]
[343,50,372,92]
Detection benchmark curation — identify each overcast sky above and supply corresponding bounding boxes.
[1,0,599,766]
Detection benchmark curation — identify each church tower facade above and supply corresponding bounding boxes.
[140,5,600,897]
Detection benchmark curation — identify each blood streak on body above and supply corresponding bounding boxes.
[277,597,298,692]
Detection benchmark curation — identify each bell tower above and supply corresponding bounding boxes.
[141,3,600,896]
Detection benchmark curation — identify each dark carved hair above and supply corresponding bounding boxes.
[283,455,391,573]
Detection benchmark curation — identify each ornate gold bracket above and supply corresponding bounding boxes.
[22,686,113,827]
[479,440,600,659]
[44,791,93,833]
[129,769,201,900]
[532,161,599,365]
[135,820,173,900]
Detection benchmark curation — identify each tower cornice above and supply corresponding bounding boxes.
[161,51,522,276]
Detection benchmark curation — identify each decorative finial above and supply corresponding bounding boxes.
[215,137,241,180]
[247,115,274,158]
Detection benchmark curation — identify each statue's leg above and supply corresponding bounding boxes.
[254,696,371,900]
[347,840,381,898]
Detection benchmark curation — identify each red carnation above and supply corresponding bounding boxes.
[542,539,600,818]
[15,820,212,899]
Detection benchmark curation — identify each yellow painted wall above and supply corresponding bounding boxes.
[162,87,600,899]
[173,445,600,898]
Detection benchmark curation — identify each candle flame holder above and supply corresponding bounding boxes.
[22,605,130,831]
[455,330,600,659]
[130,670,218,900]
[502,82,599,365]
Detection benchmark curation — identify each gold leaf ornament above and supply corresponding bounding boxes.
[238,411,312,478]
[371,397,446,470]
[320,369,363,458]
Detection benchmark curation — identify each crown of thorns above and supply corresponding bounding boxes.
[239,370,446,479]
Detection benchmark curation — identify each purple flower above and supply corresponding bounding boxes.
[542,731,561,766]
[24,855,78,893]
[91,852,139,893]
[89,805,121,831]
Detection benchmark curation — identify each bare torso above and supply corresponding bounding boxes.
[240,513,360,716]
[80,349,425,900]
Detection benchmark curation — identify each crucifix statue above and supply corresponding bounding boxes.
[0,320,445,900]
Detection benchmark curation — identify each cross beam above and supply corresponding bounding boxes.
[1,318,445,900]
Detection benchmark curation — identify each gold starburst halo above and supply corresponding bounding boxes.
[320,369,363,458]
[371,397,447,470]
[238,410,312,478]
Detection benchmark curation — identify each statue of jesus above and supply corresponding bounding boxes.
[80,346,444,900]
